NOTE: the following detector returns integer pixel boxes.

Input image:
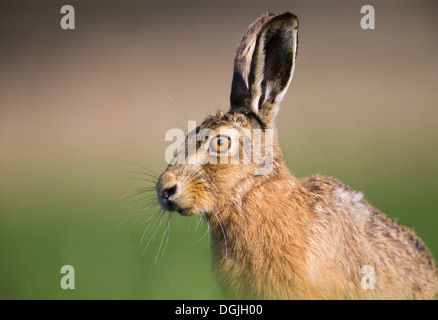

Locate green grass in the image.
[0,175,223,299]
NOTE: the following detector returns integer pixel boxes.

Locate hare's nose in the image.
[162,184,177,200]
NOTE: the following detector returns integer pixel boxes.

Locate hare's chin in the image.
[175,208,193,216]
[169,206,195,216]
[158,199,193,216]
[174,205,201,216]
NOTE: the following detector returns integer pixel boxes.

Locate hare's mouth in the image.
[157,195,192,216]
[164,203,192,216]
[158,196,177,211]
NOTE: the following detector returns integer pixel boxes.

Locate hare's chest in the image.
[209,229,300,299]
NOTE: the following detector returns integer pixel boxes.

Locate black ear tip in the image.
[274,11,299,29]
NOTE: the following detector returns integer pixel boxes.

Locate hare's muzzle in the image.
[156,172,187,214]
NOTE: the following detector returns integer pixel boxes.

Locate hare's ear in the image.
[230,12,298,127]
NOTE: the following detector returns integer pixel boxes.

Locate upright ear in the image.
[230,12,299,128]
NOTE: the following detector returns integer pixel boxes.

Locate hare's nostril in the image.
[162,184,177,200]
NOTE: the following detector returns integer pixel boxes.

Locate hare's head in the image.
[156,12,298,216]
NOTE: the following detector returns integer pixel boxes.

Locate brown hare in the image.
[155,12,438,299]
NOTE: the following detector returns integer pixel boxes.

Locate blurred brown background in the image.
[0,0,437,299]
[2,0,437,168]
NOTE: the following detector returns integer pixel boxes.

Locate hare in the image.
[155,12,438,299]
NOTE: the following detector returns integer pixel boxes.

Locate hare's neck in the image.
[209,165,303,256]
[208,165,307,298]
[210,162,296,224]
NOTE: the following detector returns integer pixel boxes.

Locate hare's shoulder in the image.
[299,175,373,222]
[300,175,365,204]
[300,175,436,267]
[300,175,399,228]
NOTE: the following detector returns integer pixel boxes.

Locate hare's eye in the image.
[211,135,231,153]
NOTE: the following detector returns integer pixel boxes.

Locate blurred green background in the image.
[1,0,437,299]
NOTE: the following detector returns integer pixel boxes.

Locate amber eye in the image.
[210,135,231,153]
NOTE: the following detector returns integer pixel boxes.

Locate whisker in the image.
[121,161,160,179]
[128,195,159,206]
[130,215,142,228]
[194,215,203,231]
[142,211,166,256]
[191,213,210,246]
[120,177,158,184]
[119,187,156,200]
[123,195,158,209]
[160,213,176,263]
[118,197,157,213]
[230,201,253,222]
[212,209,228,260]
[116,171,159,180]
[136,201,159,212]
[163,115,188,134]
[141,210,161,224]
[140,208,164,244]
[116,201,154,228]
[154,212,173,264]
[116,215,132,229]
[166,94,190,123]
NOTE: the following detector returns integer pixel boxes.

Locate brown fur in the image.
[156,12,438,299]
